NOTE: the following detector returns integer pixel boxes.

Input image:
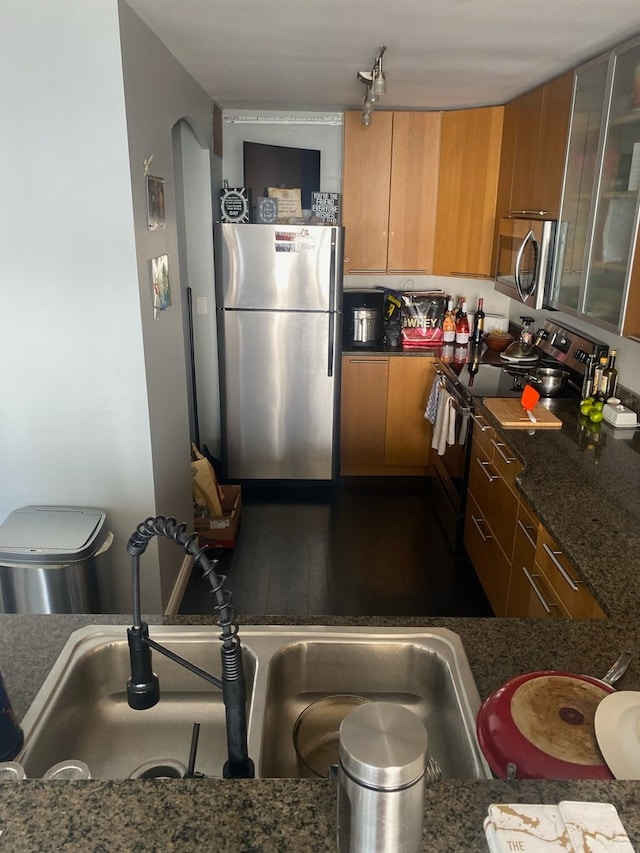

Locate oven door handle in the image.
[435,370,472,417]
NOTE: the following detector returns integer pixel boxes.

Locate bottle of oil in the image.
[593,356,609,402]
[603,350,618,399]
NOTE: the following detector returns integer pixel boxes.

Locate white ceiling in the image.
[125,0,640,111]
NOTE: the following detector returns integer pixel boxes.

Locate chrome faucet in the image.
[125,515,254,779]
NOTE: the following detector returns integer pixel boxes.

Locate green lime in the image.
[589,409,604,423]
[581,396,595,406]
[592,401,605,411]
[580,403,594,416]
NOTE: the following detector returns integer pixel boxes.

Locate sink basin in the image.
[18,625,491,780]
[18,626,258,780]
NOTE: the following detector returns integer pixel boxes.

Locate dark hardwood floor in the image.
[179,477,493,617]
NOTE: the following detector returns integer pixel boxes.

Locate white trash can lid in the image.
[0,505,108,564]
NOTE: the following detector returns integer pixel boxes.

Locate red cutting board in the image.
[483,397,563,429]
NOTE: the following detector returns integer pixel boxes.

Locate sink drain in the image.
[128,759,187,779]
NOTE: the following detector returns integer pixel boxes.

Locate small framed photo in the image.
[147,175,166,230]
[151,254,172,318]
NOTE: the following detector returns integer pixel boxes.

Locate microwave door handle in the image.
[514,230,538,303]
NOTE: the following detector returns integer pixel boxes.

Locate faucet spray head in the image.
[126,624,160,710]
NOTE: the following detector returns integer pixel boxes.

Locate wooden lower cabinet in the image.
[464,491,512,617]
[340,355,435,475]
[465,424,605,620]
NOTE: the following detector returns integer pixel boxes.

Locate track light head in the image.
[357,46,387,126]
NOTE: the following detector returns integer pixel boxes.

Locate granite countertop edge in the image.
[1,613,640,851]
[476,397,640,619]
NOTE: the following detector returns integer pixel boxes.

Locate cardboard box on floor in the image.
[191,445,241,547]
[194,484,241,547]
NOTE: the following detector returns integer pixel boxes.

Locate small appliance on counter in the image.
[342,290,384,349]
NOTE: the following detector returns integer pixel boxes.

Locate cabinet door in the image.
[535,526,605,618]
[583,42,640,330]
[433,106,504,277]
[553,59,608,313]
[508,73,573,218]
[508,85,545,215]
[534,72,574,217]
[340,355,388,471]
[464,491,511,617]
[385,357,434,467]
[387,112,441,273]
[505,498,540,617]
[342,111,393,273]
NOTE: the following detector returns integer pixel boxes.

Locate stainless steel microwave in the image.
[494,217,557,310]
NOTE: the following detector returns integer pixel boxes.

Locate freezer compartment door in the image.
[219,310,339,480]
[214,223,343,311]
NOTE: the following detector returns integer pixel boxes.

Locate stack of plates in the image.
[594,691,640,779]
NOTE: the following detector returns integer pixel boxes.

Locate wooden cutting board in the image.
[483,397,563,429]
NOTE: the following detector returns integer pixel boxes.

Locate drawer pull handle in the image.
[522,566,556,614]
[476,458,499,482]
[470,412,491,432]
[492,440,516,464]
[542,542,580,591]
[516,519,537,549]
[471,514,492,542]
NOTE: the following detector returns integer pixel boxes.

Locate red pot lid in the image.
[477,671,615,780]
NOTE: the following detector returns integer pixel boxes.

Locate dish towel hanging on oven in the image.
[424,378,441,424]
[431,389,457,455]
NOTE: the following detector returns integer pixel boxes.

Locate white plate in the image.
[594,691,640,779]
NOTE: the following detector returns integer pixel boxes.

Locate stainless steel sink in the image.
[18,625,491,780]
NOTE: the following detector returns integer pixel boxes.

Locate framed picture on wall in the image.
[146,174,166,230]
[151,254,172,318]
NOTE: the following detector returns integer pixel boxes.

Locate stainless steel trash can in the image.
[0,506,112,614]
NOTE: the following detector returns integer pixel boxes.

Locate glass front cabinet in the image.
[552,36,640,340]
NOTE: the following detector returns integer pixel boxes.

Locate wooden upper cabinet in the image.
[501,71,573,218]
[342,111,393,273]
[387,112,441,273]
[342,111,441,274]
[433,106,504,278]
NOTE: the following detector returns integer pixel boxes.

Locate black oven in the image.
[430,319,607,554]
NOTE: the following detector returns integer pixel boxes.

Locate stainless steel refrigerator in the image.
[214,223,344,481]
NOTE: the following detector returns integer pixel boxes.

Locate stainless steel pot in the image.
[352,307,380,345]
[525,367,571,397]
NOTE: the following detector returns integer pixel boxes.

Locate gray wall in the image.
[1,0,216,613]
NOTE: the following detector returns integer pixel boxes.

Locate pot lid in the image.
[476,671,614,780]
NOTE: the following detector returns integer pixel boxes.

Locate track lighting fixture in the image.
[357,46,387,125]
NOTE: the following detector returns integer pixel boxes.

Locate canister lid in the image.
[338,701,428,789]
[0,506,107,564]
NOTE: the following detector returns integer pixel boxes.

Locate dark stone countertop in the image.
[1,613,640,851]
[476,397,640,619]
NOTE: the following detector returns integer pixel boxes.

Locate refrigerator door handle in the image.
[327,227,338,377]
[327,313,335,378]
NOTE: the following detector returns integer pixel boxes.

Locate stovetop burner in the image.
[435,319,609,403]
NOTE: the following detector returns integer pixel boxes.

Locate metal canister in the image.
[337,702,428,853]
[0,671,24,762]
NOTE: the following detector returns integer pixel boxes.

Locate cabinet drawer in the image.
[535,526,605,618]
[521,561,570,619]
[505,498,540,617]
[468,438,518,561]
[470,412,496,461]
[489,435,522,491]
[464,491,510,617]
